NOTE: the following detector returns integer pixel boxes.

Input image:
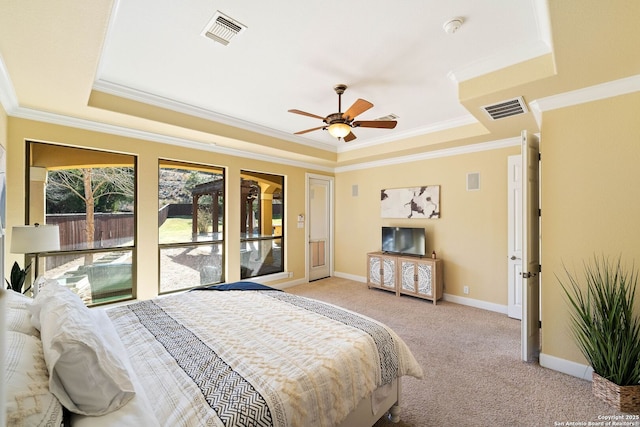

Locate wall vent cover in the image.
[202,11,247,46]
[481,96,528,120]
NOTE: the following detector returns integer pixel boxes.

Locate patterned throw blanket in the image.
[107,290,423,427]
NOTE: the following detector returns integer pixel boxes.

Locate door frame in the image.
[305,173,334,282]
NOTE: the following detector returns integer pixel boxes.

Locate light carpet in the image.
[287,277,628,427]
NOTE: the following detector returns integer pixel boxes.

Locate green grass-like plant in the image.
[558,256,640,386]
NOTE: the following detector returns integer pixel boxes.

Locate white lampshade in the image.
[10,224,61,254]
[328,122,351,139]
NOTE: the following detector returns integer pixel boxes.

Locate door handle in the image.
[510,255,520,260]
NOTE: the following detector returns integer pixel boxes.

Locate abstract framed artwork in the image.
[381,186,440,219]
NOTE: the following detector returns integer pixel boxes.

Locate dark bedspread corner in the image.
[191,281,282,292]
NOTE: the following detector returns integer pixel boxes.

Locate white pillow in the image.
[30,282,136,415]
[32,276,59,297]
[5,331,64,426]
[7,305,39,336]
[6,291,39,336]
[5,288,32,310]
[72,309,161,427]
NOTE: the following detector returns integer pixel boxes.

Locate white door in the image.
[308,175,333,281]
[521,131,540,362]
[507,155,523,319]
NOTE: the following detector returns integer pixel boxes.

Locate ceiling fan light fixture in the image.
[328,122,351,139]
[289,85,395,142]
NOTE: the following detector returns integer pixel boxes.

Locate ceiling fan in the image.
[288,84,397,142]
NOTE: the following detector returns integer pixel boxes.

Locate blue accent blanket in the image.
[191,281,282,292]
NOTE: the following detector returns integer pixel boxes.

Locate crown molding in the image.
[533,0,553,53]
[337,114,479,154]
[335,136,521,173]
[0,55,18,114]
[92,79,338,153]
[9,99,519,175]
[10,106,334,173]
[449,40,552,84]
[93,80,485,156]
[448,0,553,84]
[7,51,638,176]
[0,55,333,171]
[529,73,640,126]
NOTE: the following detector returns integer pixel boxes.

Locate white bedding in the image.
[81,289,423,427]
[71,310,159,427]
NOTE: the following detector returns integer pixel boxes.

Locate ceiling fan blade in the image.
[352,120,397,129]
[344,131,357,142]
[294,125,325,135]
[288,109,325,120]
[343,99,373,120]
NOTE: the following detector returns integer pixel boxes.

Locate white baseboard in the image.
[540,353,593,381]
[271,278,307,290]
[332,274,508,314]
[251,271,291,283]
[333,271,366,283]
[442,293,508,315]
[273,272,365,290]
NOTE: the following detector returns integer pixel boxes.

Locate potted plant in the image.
[5,261,31,294]
[558,255,640,412]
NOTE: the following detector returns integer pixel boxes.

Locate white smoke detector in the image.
[443,18,464,34]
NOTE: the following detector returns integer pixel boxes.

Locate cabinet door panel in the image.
[417,263,433,296]
[382,258,395,289]
[369,256,382,286]
[400,261,416,292]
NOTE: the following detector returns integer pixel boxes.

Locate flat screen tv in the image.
[381,226,426,257]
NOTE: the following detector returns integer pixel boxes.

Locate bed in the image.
[4,281,423,427]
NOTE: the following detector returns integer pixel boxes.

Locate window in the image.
[28,142,136,306]
[159,160,225,292]
[240,171,284,279]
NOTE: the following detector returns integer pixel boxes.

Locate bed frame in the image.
[337,378,401,427]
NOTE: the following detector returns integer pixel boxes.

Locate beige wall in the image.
[335,144,520,306]
[334,89,640,369]
[5,117,320,299]
[5,87,640,372]
[541,91,640,364]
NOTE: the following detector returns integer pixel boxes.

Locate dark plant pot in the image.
[593,372,640,413]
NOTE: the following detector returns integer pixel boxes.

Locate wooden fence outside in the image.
[46,213,134,269]
[45,205,198,270]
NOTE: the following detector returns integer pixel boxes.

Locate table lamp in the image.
[10,223,61,281]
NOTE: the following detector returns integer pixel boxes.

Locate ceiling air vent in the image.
[376,113,399,121]
[482,96,528,120]
[202,11,246,46]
